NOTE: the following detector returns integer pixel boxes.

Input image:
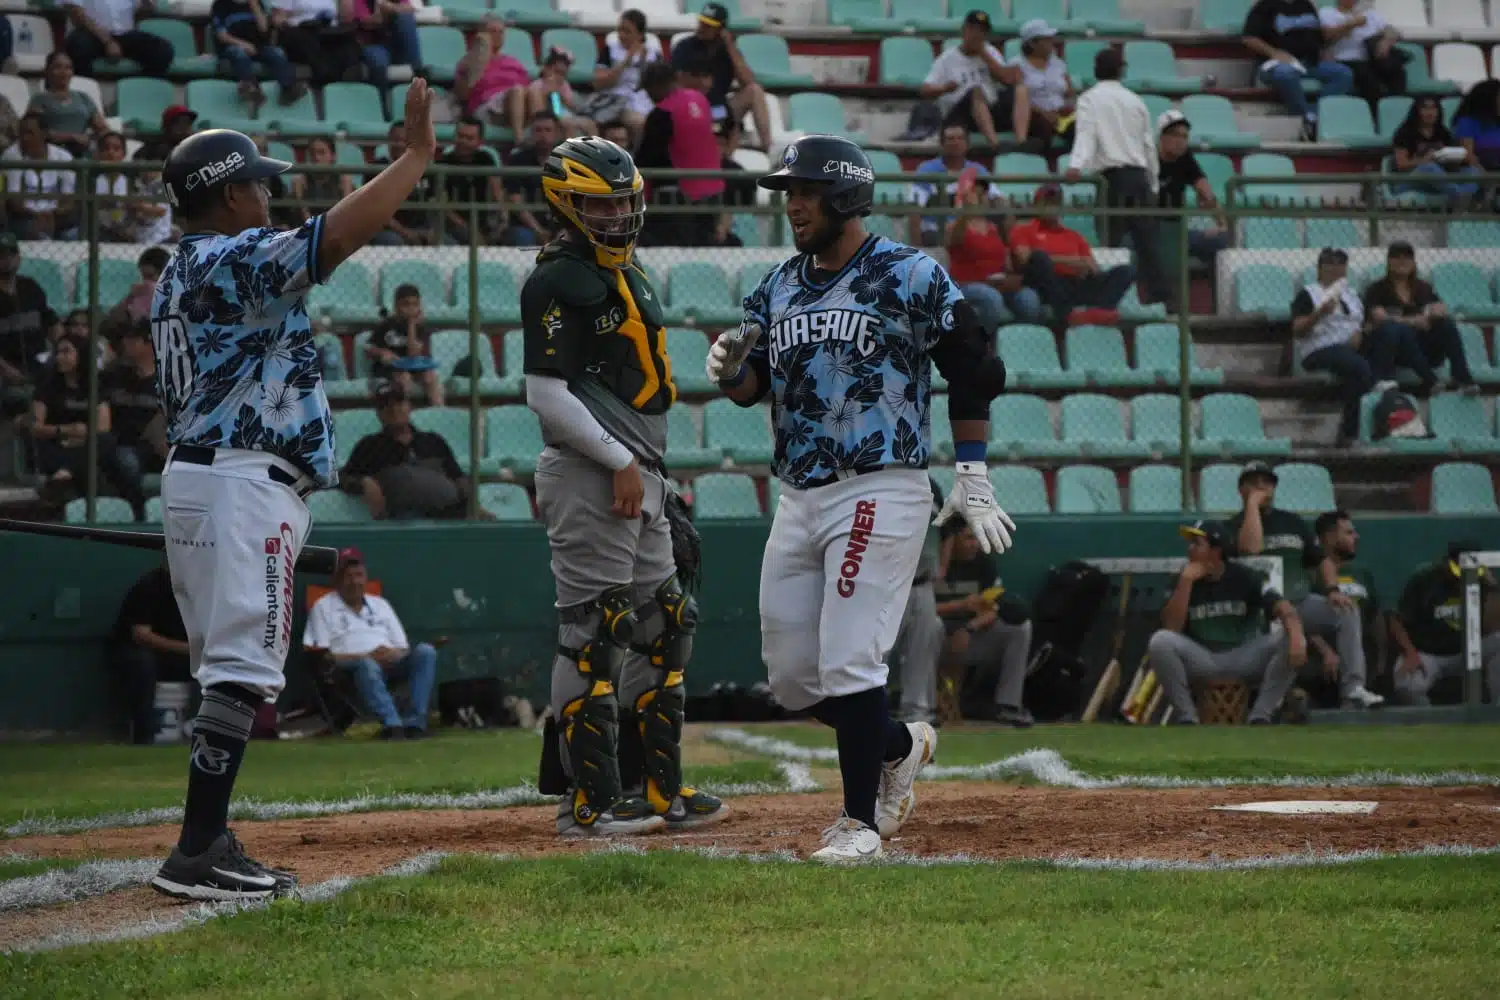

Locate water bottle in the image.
[549,92,564,118]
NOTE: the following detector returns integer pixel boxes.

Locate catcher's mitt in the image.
[665,486,702,592]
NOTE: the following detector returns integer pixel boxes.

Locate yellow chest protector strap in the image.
[613,267,676,409]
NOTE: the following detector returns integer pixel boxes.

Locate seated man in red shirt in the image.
[1005,184,1135,326]
[943,168,1041,333]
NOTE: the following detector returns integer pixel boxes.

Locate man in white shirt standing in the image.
[62,0,175,78]
[303,548,438,740]
[918,10,1021,149]
[1064,47,1172,310]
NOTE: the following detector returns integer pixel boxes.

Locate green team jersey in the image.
[1333,562,1380,636]
[935,551,998,625]
[1226,506,1322,603]
[1182,561,1284,652]
[1398,561,1495,656]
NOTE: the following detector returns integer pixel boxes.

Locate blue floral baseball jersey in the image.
[741,235,964,489]
[150,217,337,487]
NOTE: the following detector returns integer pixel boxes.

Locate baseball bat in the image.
[0,518,341,575]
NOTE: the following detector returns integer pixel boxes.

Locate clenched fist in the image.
[707,322,763,383]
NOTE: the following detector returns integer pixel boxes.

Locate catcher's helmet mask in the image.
[542,137,645,269]
[163,129,292,217]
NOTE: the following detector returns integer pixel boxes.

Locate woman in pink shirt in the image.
[453,15,531,137]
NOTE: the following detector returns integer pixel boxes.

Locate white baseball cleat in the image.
[875,721,937,839]
[810,816,883,864]
[1343,686,1385,709]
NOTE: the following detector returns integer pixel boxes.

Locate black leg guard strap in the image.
[552,584,638,825]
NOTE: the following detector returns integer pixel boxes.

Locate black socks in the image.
[810,688,908,829]
[179,683,258,856]
[884,716,913,763]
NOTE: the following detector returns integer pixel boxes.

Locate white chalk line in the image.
[0,859,160,913]
[706,728,1500,790]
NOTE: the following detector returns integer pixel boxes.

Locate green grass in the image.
[752,722,1500,779]
[4,852,1499,998]
[0,731,784,829]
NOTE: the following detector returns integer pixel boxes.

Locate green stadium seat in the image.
[960,0,1017,31]
[267,140,296,164]
[1138,93,1173,127]
[1133,323,1225,385]
[1428,392,1498,454]
[1065,326,1151,387]
[1012,0,1065,24]
[495,333,526,395]
[478,482,534,520]
[1457,324,1500,384]
[1129,393,1191,457]
[1128,464,1185,512]
[1063,40,1107,88]
[350,331,375,380]
[1199,0,1251,31]
[731,214,766,247]
[1180,94,1258,149]
[495,0,572,28]
[73,258,138,309]
[1237,153,1305,204]
[1234,263,1294,319]
[879,36,935,87]
[380,261,463,323]
[1430,462,1498,514]
[262,81,321,135]
[307,490,373,522]
[441,0,492,24]
[929,464,956,497]
[1197,463,1242,513]
[1115,285,1168,323]
[788,93,865,143]
[1398,43,1456,96]
[1194,152,1236,203]
[1066,0,1145,34]
[1123,41,1196,95]
[735,34,813,86]
[667,329,714,393]
[1317,96,1383,149]
[1061,394,1146,459]
[1199,392,1293,456]
[498,24,540,74]
[1242,218,1300,250]
[430,330,503,395]
[1431,262,1500,321]
[1442,97,1460,124]
[417,26,468,84]
[703,398,773,465]
[1055,465,1122,514]
[141,18,217,76]
[333,410,381,465]
[318,337,364,400]
[1271,462,1334,514]
[144,496,163,523]
[1305,217,1364,249]
[541,29,600,85]
[1376,96,1413,139]
[998,324,1085,389]
[452,261,522,324]
[415,410,476,471]
[666,405,722,468]
[1448,222,1500,248]
[989,153,1050,205]
[308,261,381,325]
[693,473,762,518]
[988,394,1065,458]
[186,79,258,133]
[64,497,137,523]
[990,464,1051,514]
[18,257,65,306]
[324,82,388,139]
[829,0,887,28]
[929,394,955,460]
[117,77,174,134]
[483,405,544,475]
[666,262,739,325]
[888,0,961,31]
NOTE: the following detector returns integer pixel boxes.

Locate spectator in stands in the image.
[372,120,437,245]
[111,559,191,744]
[4,113,78,240]
[919,9,1020,150]
[1363,241,1478,397]
[256,135,304,231]
[61,0,174,78]
[1312,509,1383,704]
[0,233,53,401]
[908,123,1000,248]
[935,520,1034,727]
[1391,96,1482,203]
[1452,80,1500,190]
[132,105,197,165]
[1007,183,1133,326]
[212,0,302,107]
[945,167,1034,332]
[1155,110,1229,267]
[588,8,664,140]
[638,60,724,248]
[1318,0,1403,112]
[347,0,424,98]
[453,15,531,140]
[303,548,438,739]
[503,111,562,245]
[527,47,594,137]
[712,117,757,247]
[366,282,444,406]
[1390,541,1500,706]
[1010,20,1074,151]
[271,0,364,87]
[106,319,166,481]
[0,89,19,154]
[341,383,470,519]
[670,2,773,151]
[291,137,355,221]
[101,246,167,342]
[1242,0,1353,141]
[28,52,108,159]
[601,121,634,150]
[437,118,521,245]
[29,333,147,519]
[1291,247,1370,445]
[92,130,136,243]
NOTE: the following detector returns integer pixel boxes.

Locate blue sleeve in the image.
[903,252,965,352]
[741,262,775,333]
[1452,117,1478,141]
[229,216,326,293]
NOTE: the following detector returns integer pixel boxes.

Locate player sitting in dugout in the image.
[1389,542,1500,706]
[1307,509,1385,705]
[934,520,1034,727]
[1147,519,1307,725]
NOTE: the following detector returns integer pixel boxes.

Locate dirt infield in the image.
[4,781,1500,952]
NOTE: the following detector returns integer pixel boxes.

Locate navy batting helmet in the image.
[163,129,292,212]
[757,134,875,220]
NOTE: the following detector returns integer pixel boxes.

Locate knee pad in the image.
[646,575,697,673]
[559,583,639,683]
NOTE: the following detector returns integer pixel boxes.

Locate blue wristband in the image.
[954,440,986,463]
[718,365,749,389]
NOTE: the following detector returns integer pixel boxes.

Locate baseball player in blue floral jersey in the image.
[148,82,439,902]
[708,134,1015,863]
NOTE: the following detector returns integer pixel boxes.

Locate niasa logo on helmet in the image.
[822,160,874,183]
[185,151,247,191]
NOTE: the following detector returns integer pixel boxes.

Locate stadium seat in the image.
[1428,392,1499,454]
[17,258,64,306]
[185,79,258,133]
[414,409,476,471]
[0,75,26,121]
[1180,95,1259,150]
[8,14,52,73]
[667,329,714,393]
[665,404,721,467]
[262,81,321,135]
[1242,217,1300,250]
[452,261,522,325]
[1199,392,1293,456]
[1194,152,1236,203]
[483,405,545,475]
[1271,462,1335,514]
[1430,462,1499,514]
[1432,43,1489,91]
[1128,464,1185,512]
[1431,262,1500,320]
[1317,96,1383,149]
[990,464,1051,514]
[441,0,493,25]
[497,0,573,27]
[324,82,388,139]
[307,490,373,522]
[1237,153,1305,205]
[1197,0,1250,32]
[829,0,888,28]
[1398,43,1457,95]
[307,261,381,324]
[929,394,955,460]
[989,153,1051,204]
[1448,222,1500,249]
[960,0,1017,31]
[1138,94,1173,128]
[317,336,364,400]
[478,483,534,520]
[1012,0,1065,25]
[496,333,526,395]
[787,92,864,143]
[381,261,461,322]
[887,0,961,32]
[116,77,174,134]
[1116,285,1168,323]
[498,27,540,75]
[693,473,762,518]
[735,33,814,86]
[703,398,773,464]
[1065,0,1145,34]
[430,330,502,395]
[879,36,935,87]
[666,263,739,325]
[1129,393,1190,456]
[1442,95,1461,123]
[144,496,163,523]
[1457,324,1500,384]
[1305,217,1365,249]
[1055,465,1122,514]
[624,0,695,31]
[1233,263,1294,319]
[64,497,136,524]
[997,324,1086,389]
[1061,394,1145,459]
[73,258,137,309]
[1063,40,1107,88]
[417,26,468,84]
[138,18,217,75]
[1122,41,1196,95]
[1376,96,1412,139]
[349,331,375,380]
[333,409,382,464]
[1065,326,1152,387]
[1434,0,1490,34]
[1133,323,1225,385]
[1197,463,1241,514]
[988,394,1065,458]
[542,28,604,82]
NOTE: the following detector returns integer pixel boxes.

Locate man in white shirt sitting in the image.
[303,548,438,740]
[1290,246,1379,448]
[3,114,78,240]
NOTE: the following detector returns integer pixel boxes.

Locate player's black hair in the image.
[1314,508,1351,537]
[620,8,647,33]
[529,110,561,126]
[642,61,677,91]
[138,246,171,273]
[393,282,422,302]
[1094,47,1124,82]
[456,115,485,133]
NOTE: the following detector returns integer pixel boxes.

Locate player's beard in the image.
[793,214,845,257]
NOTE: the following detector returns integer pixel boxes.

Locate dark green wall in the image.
[3,514,1496,734]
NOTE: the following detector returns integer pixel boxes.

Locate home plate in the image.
[1212,801,1379,816]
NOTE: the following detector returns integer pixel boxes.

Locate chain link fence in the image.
[4,161,1498,524]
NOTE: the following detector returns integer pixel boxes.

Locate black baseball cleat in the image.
[150,830,294,902]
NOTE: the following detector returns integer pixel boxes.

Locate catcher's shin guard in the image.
[635,576,695,813]
[553,585,637,825]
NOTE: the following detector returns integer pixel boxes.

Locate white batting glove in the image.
[706,322,763,383]
[935,462,1016,555]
